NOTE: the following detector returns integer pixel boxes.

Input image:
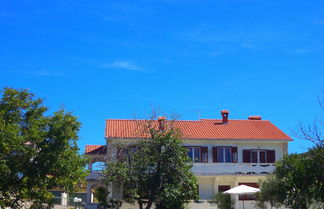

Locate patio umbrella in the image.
[224,185,260,209]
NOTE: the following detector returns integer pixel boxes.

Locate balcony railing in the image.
[191,163,275,175]
[86,170,103,180]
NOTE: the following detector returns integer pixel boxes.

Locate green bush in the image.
[209,193,235,209]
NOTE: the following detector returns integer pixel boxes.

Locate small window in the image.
[218,185,230,193]
[187,147,201,162]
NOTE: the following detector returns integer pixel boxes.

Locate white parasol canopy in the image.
[224,185,260,195]
[223,185,260,209]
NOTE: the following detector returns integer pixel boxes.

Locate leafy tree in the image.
[257,93,324,209]
[209,193,235,209]
[99,120,198,209]
[0,87,87,208]
[256,147,324,209]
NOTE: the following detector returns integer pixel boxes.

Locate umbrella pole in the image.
[243,199,245,209]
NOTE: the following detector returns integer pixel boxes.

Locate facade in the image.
[84,110,291,209]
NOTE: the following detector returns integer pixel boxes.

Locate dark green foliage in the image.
[0,88,87,208]
[209,193,235,209]
[256,147,324,209]
[100,125,198,209]
[95,187,122,209]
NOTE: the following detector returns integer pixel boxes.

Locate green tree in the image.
[256,147,324,209]
[0,87,87,208]
[99,120,198,209]
[209,193,235,209]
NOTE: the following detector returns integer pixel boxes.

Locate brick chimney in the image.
[158,116,166,131]
[248,115,262,120]
[221,110,229,123]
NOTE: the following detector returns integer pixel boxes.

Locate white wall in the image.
[196,177,214,200]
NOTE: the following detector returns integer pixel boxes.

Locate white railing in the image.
[191,163,275,175]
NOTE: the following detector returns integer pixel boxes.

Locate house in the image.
[84,110,291,209]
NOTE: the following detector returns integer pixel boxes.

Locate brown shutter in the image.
[212,147,218,163]
[232,147,238,163]
[243,150,251,163]
[267,150,275,163]
[201,147,208,163]
[117,147,122,161]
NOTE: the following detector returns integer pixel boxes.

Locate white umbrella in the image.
[224,185,260,209]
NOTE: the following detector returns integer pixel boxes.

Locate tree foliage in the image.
[257,93,324,209]
[256,147,324,209]
[99,120,198,209]
[209,193,235,209]
[0,87,87,208]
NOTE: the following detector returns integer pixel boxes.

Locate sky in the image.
[0,0,323,154]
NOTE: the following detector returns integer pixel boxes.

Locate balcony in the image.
[86,170,103,180]
[191,163,275,176]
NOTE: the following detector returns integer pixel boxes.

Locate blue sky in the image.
[1,0,323,154]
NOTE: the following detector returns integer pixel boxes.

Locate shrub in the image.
[209,193,235,209]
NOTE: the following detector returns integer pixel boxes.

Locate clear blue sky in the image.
[1,0,323,154]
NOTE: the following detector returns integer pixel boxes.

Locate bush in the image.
[209,193,235,209]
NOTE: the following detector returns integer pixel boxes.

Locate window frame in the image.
[187,147,201,163]
[250,149,267,163]
[217,147,232,163]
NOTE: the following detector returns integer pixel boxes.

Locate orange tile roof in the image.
[85,145,106,154]
[105,119,292,141]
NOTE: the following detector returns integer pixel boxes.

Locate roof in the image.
[105,119,292,141]
[85,145,107,155]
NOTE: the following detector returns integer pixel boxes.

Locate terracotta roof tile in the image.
[105,119,292,141]
[85,145,106,154]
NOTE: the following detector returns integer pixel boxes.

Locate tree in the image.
[209,193,235,209]
[257,92,324,209]
[256,147,324,209]
[294,91,324,148]
[0,87,87,208]
[99,118,198,209]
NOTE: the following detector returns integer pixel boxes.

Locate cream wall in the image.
[196,175,267,209]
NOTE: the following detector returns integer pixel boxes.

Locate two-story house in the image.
[84,110,291,209]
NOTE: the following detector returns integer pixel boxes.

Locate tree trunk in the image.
[138,200,143,209]
[145,200,153,209]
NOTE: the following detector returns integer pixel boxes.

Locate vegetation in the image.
[95,187,122,209]
[256,147,324,209]
[99,118,198,209]
[256,94,324,209]
[0,88,87,208]
[209,193,235,209]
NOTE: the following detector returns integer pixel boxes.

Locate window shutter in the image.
[212,147,218,163]
[232,147,238,163]
[116,147,123,161]
[267,150,275,163]
[201,147,208,163]
[243,150,251,163]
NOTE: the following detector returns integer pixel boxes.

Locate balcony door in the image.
[187,147,201,163]
[218,147,232,163]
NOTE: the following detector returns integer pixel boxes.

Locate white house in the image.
[84,110,291,209]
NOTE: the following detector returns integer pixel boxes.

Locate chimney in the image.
[158,116,166,131]
[221,110,229,123]
[248,115,262,120]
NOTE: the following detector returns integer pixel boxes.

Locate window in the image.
[243,149,275,163]
[251,150,267,163]
[218,147,231,163]
[218,185,230,193]
[187,147,201,162]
